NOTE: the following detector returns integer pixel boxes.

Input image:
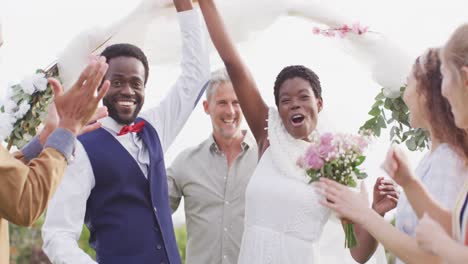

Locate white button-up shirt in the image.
[41,9,210,264]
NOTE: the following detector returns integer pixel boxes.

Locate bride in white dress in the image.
[197,0,396,263]
[239,106,331,263]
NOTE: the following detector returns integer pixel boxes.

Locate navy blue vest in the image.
[78,118,181,264]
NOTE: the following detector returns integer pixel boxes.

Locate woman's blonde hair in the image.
[442,24,468,72]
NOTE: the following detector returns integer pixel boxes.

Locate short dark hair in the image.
[100,43,149,84]
[273,65,322,106]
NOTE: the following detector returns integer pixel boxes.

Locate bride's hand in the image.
[371,177,399,216]
[317,178,370,224]
[382,146,416,188]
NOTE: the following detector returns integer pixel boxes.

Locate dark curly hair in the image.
[100,43,149,84]
[414,48,468,163]
[273,65,322,106]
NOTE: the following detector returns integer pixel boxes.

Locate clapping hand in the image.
[49,56,110,136]
[40,103,108,145]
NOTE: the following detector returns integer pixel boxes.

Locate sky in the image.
[0,0,467,225]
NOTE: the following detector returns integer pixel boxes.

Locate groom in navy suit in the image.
[41,1,210,263]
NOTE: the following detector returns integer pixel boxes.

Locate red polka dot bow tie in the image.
[118,121,145,136]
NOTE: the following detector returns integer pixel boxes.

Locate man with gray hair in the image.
[167,68,258,264]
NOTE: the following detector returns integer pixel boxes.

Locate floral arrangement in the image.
[312,22,369,38]
[359,87,429,151]
[312,23,429,151]
[0,64,59,150]
[297,131,372,248]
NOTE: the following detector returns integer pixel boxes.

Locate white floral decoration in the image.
[0,68,56,150]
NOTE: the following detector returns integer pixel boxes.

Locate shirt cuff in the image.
[44,128,76,163]
[177,7,200,29]
[21,136,43,162]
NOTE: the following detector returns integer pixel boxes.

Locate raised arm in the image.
[198,0,269,147]
[140,0,210,152]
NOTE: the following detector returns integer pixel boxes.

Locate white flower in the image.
[20,73,47,95]
[34,73,48,92]
[20,77,36,95]
[3,99,17,114]
[15,101,30,119]
[23,133,33,142]
[0,113,14,142]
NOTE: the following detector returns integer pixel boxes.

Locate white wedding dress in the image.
[238,108,387,264]
[238,108,331,264]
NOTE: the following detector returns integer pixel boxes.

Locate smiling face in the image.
[203,82,243,139]
[277,77,322,141]
[102,56,146,125]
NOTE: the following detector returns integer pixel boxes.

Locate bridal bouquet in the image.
[297,131,372,248]
[0,65,59,150]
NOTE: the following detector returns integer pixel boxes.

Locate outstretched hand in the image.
[316,178,370,224]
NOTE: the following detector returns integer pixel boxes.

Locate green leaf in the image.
[373,127,381,137]
[372,100,384,108]
[354,156,366,166]
[406,138,417,151]
[377,116,387,128]
[417,135,426,147]
[368,107,381,117]
[375,91,386,101]
[390,126,397,139]
[363,117,377,127]
[357,172,368,180]
[384,98,393,110]
[348,178,357,188]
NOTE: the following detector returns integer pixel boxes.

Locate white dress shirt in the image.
[41,9,210,264]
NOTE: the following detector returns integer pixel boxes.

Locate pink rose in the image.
[320,133,334,146]
[318,133,336,158]
[305,146,324,170]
